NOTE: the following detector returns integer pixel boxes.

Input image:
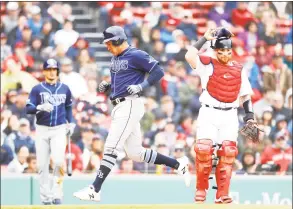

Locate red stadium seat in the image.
[195,2,216,10]
[194,18,207,27]
[276,19,292,27]
[278,27,291,35]
[131,7,150,18]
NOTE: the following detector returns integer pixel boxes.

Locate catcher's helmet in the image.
[102,26,127,46]
[43,58,60,75]
[212,38,232,49]
[211,27,234,49]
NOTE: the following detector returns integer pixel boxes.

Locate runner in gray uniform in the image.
[26,59,75,205]
[73,26,191,202]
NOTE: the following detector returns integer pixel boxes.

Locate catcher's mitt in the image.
[240,120,264,143]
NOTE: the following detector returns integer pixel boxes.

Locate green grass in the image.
[2,204,292,209]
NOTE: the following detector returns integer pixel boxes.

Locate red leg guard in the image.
[194,139,214,202]
[215,140,238,204]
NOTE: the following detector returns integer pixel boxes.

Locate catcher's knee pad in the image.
[217,140,238,164]
[194,139,214,191]
[194,139,214,161]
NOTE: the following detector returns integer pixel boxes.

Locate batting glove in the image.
[37,103,54,113]
[99,81,111,93]
[66,123,76,136]
[127,84,143,95]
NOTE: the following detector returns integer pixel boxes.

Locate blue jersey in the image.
[26,82,73,127]
[109,47,159,99]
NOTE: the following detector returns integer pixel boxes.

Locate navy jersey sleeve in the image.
[133,50,159,73]
[26,86,38,107]
[65,86,73,107]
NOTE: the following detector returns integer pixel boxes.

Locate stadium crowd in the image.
[1,2,292,175]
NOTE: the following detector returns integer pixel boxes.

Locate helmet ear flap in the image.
[112,39,124,46]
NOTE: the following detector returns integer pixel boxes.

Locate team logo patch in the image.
[40,92,66,106]
[110,59,128,73]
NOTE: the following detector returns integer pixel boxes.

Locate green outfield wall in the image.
[1,175,292,205]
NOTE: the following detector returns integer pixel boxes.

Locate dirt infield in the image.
[2,204,292,209]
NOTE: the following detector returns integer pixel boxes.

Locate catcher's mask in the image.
[101,26,127,46]
[211,28,234,49]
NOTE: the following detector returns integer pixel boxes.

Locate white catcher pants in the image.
[35,124,67,202]
[105,96,146,161]
[196,105,239,145]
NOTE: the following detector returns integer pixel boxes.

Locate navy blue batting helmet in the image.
[102,26,127,46]
[43,58,60,74]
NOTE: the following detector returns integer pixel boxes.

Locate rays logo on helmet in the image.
[46,59,58,68]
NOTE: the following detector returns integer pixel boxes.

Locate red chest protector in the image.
[199,56,242,103]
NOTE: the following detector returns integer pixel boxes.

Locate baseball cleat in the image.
[73,185,101,202]
[215,196,233,204]
[176,156,191,187]
[194,189,208,203]
[52,199,62,205]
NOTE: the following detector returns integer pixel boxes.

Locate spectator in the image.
[76,128,95,170]
[177,10,197,42]
[284,88,292,109]
[1,33,12,63]
[154,121,177,152]
[5,118,35,154]
[2,2,19,34]
[59,57,88,99]
[7,145,29,173]
[8,89,35,128]
[7,15,28,46]
[231,2,257,27]
[238,21,259,53]
[259,22,283,46]
[1,134,14,165]
[208,2,231,27]
[271,93,292,122]
[12,41,34,72]
[254,40,272,68]
[47,2,64,32]
[28,5,43,36]
[118,157,141,174]
[19,26,33,48]
[28,35,45,71]
[261,130,292,174]
[263,55,292,96]
[151,41,167,66]
[76,49,97,79]
[61,4,74,23]
[283,43,292,71]
[54,19,79,52]
[160,19,176,45]
[1,57,39,94]
[23,154,37,173]
[41,20,54,47]
[270,114,289,140]
[2,114,19,136]
[85,153,101,173]
[66,37,94,62]
[238,149,258,174]
[144,2,162,28]
[160,95,180,125]
[261,106,274,137]
[65,140,83,173]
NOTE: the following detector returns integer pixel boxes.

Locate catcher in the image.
[185,28,262,204]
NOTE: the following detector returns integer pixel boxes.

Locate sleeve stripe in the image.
[148,62,158,73]
[26,102,36,107]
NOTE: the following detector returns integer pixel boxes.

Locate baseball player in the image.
[185,28,261,204]
[73,26,190,202]
[26,59,75,205]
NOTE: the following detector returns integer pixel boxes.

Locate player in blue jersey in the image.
[26,58,75,205]
[73,26,191,202]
